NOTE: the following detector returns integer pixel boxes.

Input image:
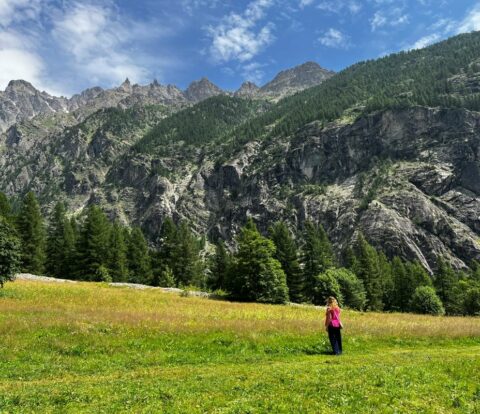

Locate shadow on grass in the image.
[302,345,333,356]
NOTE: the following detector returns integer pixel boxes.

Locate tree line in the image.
[1,192,479,316]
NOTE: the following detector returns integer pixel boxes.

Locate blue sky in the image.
[0,0,479,96]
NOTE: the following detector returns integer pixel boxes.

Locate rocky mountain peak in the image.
[118,78,133,93]
[185,77,224,102]
[5,79,40,95]
[234,81,260,98]
[0,79,69,132]
[260,61,334,96]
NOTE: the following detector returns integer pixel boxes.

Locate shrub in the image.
[409,286,445,316]
[95,265,112,283]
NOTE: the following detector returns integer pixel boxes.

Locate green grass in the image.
[0,281,479,413]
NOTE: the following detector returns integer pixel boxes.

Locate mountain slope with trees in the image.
[0,32,479,289]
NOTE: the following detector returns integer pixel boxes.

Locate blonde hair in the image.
[326,296,339,309]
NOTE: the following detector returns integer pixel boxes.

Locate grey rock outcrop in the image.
[260,61,334,97]
[234,81,260,98]
[0,80,68,132]
[184,78,224,102]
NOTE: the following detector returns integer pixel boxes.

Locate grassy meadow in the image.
[0,280,480,413]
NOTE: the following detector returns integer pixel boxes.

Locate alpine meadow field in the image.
[0,280,479,413]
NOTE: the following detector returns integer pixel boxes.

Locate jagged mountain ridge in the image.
[1,32,480,271]
[0,61,334,132]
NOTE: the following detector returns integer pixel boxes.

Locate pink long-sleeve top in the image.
[325,307,341,328]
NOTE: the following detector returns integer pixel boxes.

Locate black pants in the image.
[328,326,342,355]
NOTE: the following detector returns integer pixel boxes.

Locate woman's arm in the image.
[325,309,331,329]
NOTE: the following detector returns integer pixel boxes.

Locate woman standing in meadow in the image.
[325,296,343,355]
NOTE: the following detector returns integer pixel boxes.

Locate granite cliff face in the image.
[93,106,479,273]
[5,102,476,272]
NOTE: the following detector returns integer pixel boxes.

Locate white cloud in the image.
[181,0,222,14]
[318,28,350,49]
[0,0,181,95]
[299,0,361,14]
[406,33,441,50]
[52,2,152,86]
[0,48,44,89]
[0,4,57,93]
[405,5,478,53]
[457,4,480,33]
[241,61,267,84]
[299,0,315,7]
[207,0,276,63]
[0,0,42,27]
[371,8,408,31]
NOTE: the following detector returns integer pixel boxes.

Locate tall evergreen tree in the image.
[46,202,76,279]
[152,218,177,285]
[269,221,304,303]
[352,233,384,311]
[17,192,46,274]
[208,240,231,291]
[108,222,129,282]
[469,261,480,283]
[0,216,21,287]
[126,227,153,285]
[0,192,14,224]
[229,218,289,304]
[434,257,461,315]
[76,205,111,280]
[391,256,408,311]
[302,221,334,301]
[173,221,203,287]
[378,252,394,310]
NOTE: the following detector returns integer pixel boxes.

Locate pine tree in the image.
[173,221,203,287]
[0,192,13,223]
[268,221,304,303]
[126,227,153,285]
[208,240,231,291]
[302,221,334,301]
[378,252,394,310]
[152,218,177,285]
[62,218,76,278]
[391,256,408,311]
[157,265,176,288]
[434,257,460,315]
[0,216,21,287]
[108,222,129,282]
[406,260,432,287]
[352,233,384,311]
[76,205,111,280]
[229,218,289,304]
[46,202,76,279]
[17,192,46,274]
[469,261,480,283]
